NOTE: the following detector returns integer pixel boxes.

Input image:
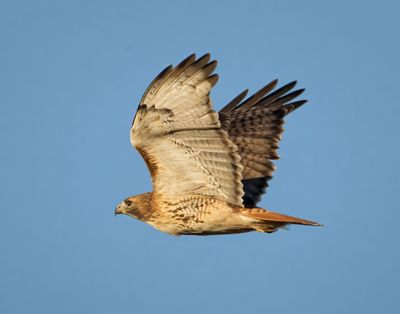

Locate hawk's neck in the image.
[131,192,154,220]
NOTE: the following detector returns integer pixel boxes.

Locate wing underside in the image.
[131,54,244,207]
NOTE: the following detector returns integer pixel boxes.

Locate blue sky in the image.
[1,0,399,313]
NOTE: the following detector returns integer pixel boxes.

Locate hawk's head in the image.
[115,193,152,221]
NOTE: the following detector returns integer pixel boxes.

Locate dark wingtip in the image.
[220,89,250,113]
[270,79,279,88]
[195,53,211,65]
[278,80,297,94]
[208,74,219,86]
[237,79,280,110]
[285,99,308,113]
[176,53,196,69]
[278,81,297,94]
[155,64,173,80]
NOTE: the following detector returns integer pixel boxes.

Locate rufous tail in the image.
[240,207,321,233]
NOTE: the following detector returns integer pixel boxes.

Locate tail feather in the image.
[239,207,321,233]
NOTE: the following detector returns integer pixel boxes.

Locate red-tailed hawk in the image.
[115,54,320,235]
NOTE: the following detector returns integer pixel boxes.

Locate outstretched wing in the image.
[131,54,244,207]
[219,80,306,207]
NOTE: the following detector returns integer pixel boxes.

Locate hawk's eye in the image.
[125,200,132,206]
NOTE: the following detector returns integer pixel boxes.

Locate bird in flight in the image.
[115,53,320,235]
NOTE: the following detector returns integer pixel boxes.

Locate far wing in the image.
[131,54,244,207]
[219,80,307,207]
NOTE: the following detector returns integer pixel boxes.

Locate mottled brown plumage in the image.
[115,53,320,236]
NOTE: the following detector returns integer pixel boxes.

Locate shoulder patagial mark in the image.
[136,146,159,179]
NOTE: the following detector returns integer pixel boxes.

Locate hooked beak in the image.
[115,205,122,216]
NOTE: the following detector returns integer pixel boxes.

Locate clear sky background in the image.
[1,0,399,313]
